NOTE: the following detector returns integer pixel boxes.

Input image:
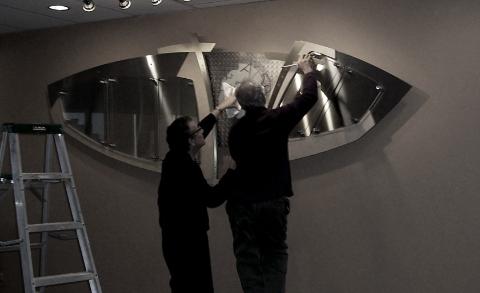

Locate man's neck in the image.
[189,148,200,162]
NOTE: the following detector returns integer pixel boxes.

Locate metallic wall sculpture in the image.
[270,41,411,159]
[48,40,411,177]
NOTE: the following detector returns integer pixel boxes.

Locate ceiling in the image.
[0,0,271,35]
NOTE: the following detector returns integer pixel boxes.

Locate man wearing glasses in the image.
[157,95,236,293]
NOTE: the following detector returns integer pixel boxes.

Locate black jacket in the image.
[158,114,232,232]
[228,72,318,202]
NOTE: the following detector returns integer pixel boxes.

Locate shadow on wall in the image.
[286,86,429,293]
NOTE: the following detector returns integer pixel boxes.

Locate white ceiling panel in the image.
[0,0,273,35]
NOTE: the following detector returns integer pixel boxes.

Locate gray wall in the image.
[1,0,480,292]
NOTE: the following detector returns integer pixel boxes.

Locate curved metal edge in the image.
[50,99,163,172]
[157,43,215,54]
[288,109,376,160]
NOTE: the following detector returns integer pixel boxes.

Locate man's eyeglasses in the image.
[189,127,203,137]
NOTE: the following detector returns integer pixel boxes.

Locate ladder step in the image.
[2,123,63,135]
[21,173,72,181]
[0,241,43,253]
[0,239,21,247]
[34,272,95,287]
[28,222,83,233]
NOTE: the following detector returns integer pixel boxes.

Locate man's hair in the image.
[235,79,266,110]
[166,116,193,152]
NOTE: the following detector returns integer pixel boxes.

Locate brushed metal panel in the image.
[269,41,411,158]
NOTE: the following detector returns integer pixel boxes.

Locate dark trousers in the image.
[226,197,290,293]
[161,229,214,293]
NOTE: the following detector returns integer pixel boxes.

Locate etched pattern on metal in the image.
[205,51,284,176]
[205,51,284,146]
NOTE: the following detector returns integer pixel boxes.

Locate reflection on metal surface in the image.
[269,41,411,159]
[48,40,411,174]
[48,53,199,172]
[276,54,382,138]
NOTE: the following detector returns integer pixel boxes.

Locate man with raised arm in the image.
[227,55,318,293]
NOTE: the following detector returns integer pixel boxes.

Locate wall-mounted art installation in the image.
[48,40,411,178]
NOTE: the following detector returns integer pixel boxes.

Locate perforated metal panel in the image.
[205,51,284,146]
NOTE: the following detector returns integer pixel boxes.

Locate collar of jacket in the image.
[244,106,267,116]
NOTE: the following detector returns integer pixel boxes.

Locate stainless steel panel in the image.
[48,53,199,171]
[269,41,411,159]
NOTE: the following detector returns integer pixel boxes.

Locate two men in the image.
[158,54,317,293]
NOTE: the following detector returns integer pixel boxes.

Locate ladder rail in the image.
[39,134,53,293]
[54,134,102,293]
[9,133,36,293]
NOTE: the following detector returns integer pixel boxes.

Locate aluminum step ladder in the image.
[0,123,102,293]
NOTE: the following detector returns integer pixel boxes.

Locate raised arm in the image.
[276,55,319,132]
[193,168,236,208]
[198,94,238,138]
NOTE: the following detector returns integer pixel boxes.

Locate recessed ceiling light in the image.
[184,0,191,2]
[152,0,163,5]
[119,0,132,10]
[48,5,69,11]
[83,0,96,12]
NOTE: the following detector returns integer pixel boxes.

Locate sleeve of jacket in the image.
[275,71,319,132]
[199,168,236,208]
[198,113,217,138]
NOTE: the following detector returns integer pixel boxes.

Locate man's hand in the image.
[297,54,314,74]
[217,94,237,111]
[211,94,238,118]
